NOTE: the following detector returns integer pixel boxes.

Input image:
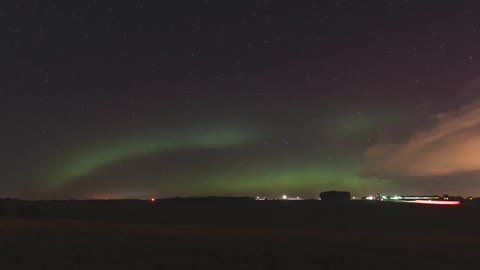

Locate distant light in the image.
[282,195,287,200]
[366,195,374,200]
[150,198,155,202]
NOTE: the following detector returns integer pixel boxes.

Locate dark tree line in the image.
[319,191,351,201]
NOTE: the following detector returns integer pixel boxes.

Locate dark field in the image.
[1,199,480,269]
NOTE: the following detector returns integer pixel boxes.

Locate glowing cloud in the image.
[366,101,480,177]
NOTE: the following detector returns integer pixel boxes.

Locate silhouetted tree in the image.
[319,191,351,201]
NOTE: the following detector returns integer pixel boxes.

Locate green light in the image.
[328,113,381,136]
[46,128,260,188]
[184,162,389,196]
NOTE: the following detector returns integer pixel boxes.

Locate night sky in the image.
[3,1,480,199]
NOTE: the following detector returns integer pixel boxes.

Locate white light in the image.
[282,195,287,200]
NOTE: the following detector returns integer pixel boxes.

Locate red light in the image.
[403,200,460,205]
[150,198,155,202]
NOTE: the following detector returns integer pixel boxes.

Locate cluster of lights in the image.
[255,195,304,200]
[282,195,303,200]
[365,195,403,200]
[363,194,461,206]
[148,195,466,205]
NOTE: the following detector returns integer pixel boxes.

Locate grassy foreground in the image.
[1,200,479,269]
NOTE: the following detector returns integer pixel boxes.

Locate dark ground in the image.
[1,199,479,269]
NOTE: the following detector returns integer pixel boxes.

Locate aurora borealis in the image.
[47,127,260,188]
[3,1,480,199]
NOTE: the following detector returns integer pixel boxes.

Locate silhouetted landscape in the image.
[2,198,480,269]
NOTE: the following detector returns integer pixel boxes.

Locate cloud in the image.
[463,77,480,97]
[366,101,480,177]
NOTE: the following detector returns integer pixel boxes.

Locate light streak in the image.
[402,200,460,205]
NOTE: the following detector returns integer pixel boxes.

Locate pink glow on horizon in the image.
[402,200,461,205]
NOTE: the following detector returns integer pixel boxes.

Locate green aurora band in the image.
[156,162,388,197]
[46,128,260,188]
[41,124,391,198]
[48,149,389,198]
